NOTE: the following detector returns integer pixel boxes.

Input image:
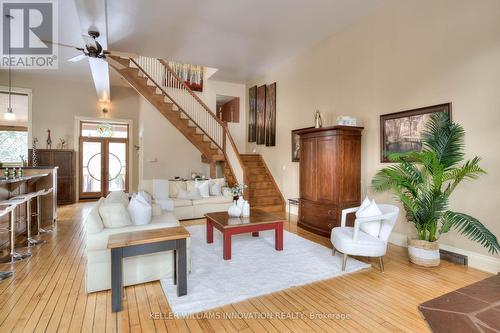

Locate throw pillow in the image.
[105,191,130,207]
[356,196,371,217]
[128,194,152,226]
[186,180,196,193]
[210,180,222,196]
[222,187,232,197]
[196,180,210,198]
[356,199,383,238]
[99,202,133,228]
[168,180,187,198]
[85,198,105,234]
[152,179,169,200]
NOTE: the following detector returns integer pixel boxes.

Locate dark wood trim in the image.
[0,125,28,132]
[79,136,129,199]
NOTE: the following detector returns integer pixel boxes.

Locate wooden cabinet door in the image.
[315,136,338,204]
[340,135,361,203]
[37,151,53,167]
[52,151,73,177]
[57,177,74,204]
[300,137,316,201]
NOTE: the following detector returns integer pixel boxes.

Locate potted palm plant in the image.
[372,113,499,266]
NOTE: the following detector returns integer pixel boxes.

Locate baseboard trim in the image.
[389,232,500,274]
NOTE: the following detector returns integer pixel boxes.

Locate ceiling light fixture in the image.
[3,14,16,121]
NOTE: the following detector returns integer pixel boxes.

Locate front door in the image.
[79,122,129,199]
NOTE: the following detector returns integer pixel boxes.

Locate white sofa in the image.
[84,197,190,293]
[141,178,234,220]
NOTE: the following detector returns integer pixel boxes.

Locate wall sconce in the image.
[100,101,110,115]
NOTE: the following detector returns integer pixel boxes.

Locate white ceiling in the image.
[1,0,384,89]
[107,0,384,82]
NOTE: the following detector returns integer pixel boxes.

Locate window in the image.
[0,128,28,163]
[0,92,29,165]
[81,121,128,138]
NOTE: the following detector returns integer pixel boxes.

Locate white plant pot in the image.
[407,238,440,267]
[228,201,241,217]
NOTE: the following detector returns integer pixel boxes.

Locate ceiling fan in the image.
[44,29,133,63]
[68,30,109,62]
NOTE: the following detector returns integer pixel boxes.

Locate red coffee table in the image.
[205,209,284,260]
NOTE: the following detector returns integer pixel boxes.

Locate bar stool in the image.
[0,198,32,263]
[0,205,15,281]
[11,191,44,247]
[36,188,55,234]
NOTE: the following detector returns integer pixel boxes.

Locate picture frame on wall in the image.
[380,103,452,162]
[256,85,266,145]
[248,86,257,142]
[265,83,277,146]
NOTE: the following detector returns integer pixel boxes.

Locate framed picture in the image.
[380,103,452,162]
[256,85,266,145]
[265,83,277,147]
[291,127,314,162]
[248,86,257,142]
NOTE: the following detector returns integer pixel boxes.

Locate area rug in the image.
[419,274,500,332]
[161,225,370,315]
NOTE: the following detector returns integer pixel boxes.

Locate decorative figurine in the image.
[46,129,52,149]
[314,109,324,128]
[59,138,67,150]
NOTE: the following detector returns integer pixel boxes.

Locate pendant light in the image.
[4,14,15,121]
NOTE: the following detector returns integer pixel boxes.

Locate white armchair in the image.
[331,204,399,272]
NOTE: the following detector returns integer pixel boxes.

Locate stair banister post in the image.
[223,127,227,153]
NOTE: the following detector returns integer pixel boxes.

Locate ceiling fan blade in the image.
[68,54,87,62]
[104,50,137,58]
[82,35,97,49]
[42,39,81,49]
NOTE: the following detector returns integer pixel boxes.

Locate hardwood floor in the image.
[0,202,491,333]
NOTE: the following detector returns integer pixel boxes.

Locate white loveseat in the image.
[141,178,234,220]
[84,197,190,293]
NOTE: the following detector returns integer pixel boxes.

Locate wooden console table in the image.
[107,226,190,312]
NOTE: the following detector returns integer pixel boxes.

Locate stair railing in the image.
[130,56,245,185]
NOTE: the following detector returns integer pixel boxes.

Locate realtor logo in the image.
[1,0,58,69]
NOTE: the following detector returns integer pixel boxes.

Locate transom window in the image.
[80,121,128,138]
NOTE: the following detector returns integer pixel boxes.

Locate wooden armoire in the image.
[297,126,363,237]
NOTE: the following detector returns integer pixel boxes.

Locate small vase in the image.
[237,196,245,211]
[242,201,250,217]
[228,200,242,217]
[407,238,440,267]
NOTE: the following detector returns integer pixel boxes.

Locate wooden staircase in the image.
[108,55,285,218]
[109,56,225,163]
[241,154,285,217]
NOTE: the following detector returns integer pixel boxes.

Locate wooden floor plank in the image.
[0,202,492,333]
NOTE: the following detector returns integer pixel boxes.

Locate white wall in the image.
[0,72,141,191]
[138,96,208,181]
[139,78,247,183]
[246,0,500,264]
[201,80,247,153]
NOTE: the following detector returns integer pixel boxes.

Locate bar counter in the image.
[0,167,58,250]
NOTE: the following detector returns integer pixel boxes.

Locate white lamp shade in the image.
[4,111,16,120]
